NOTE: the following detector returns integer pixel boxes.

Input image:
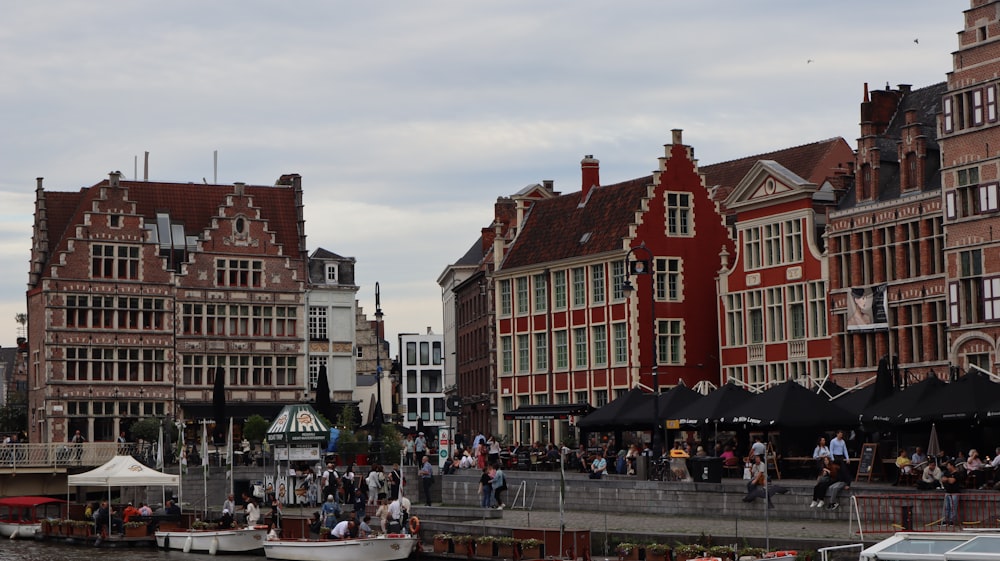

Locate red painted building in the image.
[717,138,854,390]
[492,130,734,446]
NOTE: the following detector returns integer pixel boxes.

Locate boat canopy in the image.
[860,531,1000,561]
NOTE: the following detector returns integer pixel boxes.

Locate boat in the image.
[859,530,1000,561]
[155,526,268,554]
[262,534,419,561]
[0,496,66,539]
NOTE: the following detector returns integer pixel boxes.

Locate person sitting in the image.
[742,455,777,508]
[824,458,853,510]
[459,450,475,469]
[219,508,234,529]
[810,457,838,508]
[813,436,832,475]
[965,449,983,488]
[894,448,913,485]
[916,457,943,490]
[358,515,373,538]
[266,523,280,541]
[589,450,607,479]
[122,502,139,523]
[911,446,927,465]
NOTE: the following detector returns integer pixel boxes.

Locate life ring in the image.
[408,516,420,534]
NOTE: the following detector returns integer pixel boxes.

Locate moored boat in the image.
[155,526,268,554]
[0,496,66,539]
[262,534,419,561]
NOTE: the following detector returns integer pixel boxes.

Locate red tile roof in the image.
[39,179,303,276]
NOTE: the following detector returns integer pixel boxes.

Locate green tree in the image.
[130,417,177,443]
[243,414,269,443]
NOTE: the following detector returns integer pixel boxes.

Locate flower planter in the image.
[433,537,453,553]
[61,522,74,536]
[459,539,477,558]
[497,543,517,559]
[74,524,92,537]
[646,549,671,561]
[477,539,495,557]
[521,545,542,559]
[124,525,146,538]
[617,548,640,561]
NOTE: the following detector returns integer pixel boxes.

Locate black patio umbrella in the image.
[576,387,653,430]
[907,371,1000,424]
[313,365,331,421]
[815,378,849,400]
[833,384,877,417]
[212,366,227,425]
[620,384,703,424]
[859,375,946,426]
[670,382,753,428]
[721,380,856,428]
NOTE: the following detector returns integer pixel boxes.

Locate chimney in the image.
[542,179,554,193]
[580,155,599,200]
[109,171,122,188]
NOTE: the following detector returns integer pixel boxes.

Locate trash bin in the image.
[635,456,649,480]
[691,457,723,483]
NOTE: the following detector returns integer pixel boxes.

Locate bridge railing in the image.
[0,442,138,470]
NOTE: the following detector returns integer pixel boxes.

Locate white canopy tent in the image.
[68,455,179,487]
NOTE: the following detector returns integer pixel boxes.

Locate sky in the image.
[0,1,964,354]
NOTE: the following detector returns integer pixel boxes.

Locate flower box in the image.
[616,543,640,561]
[124,522,146,538]
[433,535,453,553]
[646,544,672,561]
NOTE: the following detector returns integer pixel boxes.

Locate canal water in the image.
[0,539,262,561]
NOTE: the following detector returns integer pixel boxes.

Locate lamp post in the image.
[374,282,385,464]
[621,243,662,456]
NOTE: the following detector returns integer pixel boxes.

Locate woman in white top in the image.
[245,499,260,526]
[812,436,831,475]
[366,465,384,505]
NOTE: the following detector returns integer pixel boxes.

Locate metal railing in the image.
[0,442,146,471]
[850,492,1000,534]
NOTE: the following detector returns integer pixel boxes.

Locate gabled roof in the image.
[500,176,650,270]
[40,179,304,277]
[311,248,347,260]
[723,160,818,212]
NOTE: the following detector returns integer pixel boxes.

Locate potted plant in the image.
[616,542,640,561]
[476,534,496,557]
[646,543,672,561]
[123,520,146,538]
[739,546,767,559]
[60,519,75,536]
[452,534,476,556]
[674,542,705,561]
[72,519,94,537]
[319,527,331,539]
[519,538,543,558]
[191,520,219,530]
[495,536,518,559]
[433,533,454,554]
[796,550,817,561]
[708,545,736,561]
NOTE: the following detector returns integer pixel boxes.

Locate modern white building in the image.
[398,329,445,433]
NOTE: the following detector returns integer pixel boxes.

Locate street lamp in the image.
[621,243,662,456]
[374,282,385,464]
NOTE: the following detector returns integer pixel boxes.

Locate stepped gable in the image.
[500,175,651,269]
[876,82,946,163]
[39,179,303,276]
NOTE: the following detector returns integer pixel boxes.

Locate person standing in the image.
[404,435,415,466]
[223,493,236,515]
[71,429,86,464]
[812,436,831,475]
[414,432,427,460]
[491,462,507,509]
[487,435,501,465]
[244,498,260,526]
[418,455,434,506]
[478,466,493,508]
[829,430,850,463]
[387,463,402,500]
[940,459,965,526]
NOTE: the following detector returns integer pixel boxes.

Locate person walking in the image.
[418,455,434,506]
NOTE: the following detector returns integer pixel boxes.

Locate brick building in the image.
[717,138,854,390]
[940,0,1000,373]
[27,172,308,443]
[491,131,734,446]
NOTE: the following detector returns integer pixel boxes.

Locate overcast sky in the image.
[0,1,963,353]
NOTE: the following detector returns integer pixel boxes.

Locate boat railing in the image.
[817,543,863,561]
[0,442,124,470]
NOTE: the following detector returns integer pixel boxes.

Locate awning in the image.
[503,403,593,421]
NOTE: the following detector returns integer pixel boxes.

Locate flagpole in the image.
[178,421,185,512]
[228,417,235,500]
[157,422,165,507]
[202,421,209,519]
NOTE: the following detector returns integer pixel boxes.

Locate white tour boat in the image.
[0,496,65,539]
[262,533,419,561]
[155,525,268,554]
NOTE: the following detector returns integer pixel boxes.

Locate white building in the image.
[305,249,359,402]
[398,329,445,433]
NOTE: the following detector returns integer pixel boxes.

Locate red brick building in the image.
[940,0,1000,374]
[717,138,854,390]
[27,172,307,443]
[491,130,734,446]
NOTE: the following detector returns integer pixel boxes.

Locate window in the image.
[500,336,513,374]
[275,356,296,386]
[406,342,416,365]
[788,285,805,339]
[985,278,1000,322]
[666,192,692,235]
[517,334,530,373]
[553,271,567,309]
[309,355,330,391]
[419,342,429,365]
[308,306,328,340]
[766,287,784,342]
[274,306,296,337]
[499,279,512,316]
[959,249,984,324]
[613,322,628,365]
[655,258,681,301]
[421,370,442,393]
[725,294,744,346]
[182,355,204,385]
[575,390,588,404]
[252,356,272,386]
[66,348,89,381]
[406,370,417,393]
[763,223,782,266]
[432,341,442,364]
[954,167,981,219]
[657,320,683,365]
[808,281,827,337]
[747,290,764,343]
[594,390,608,407]
[407,398,418,422]
[534,333,548,371]
[215,259,263,287]
[592,325,607,367]
[325,264,338,284]
[433,397,445,421]
[573,328,587,368]
[783,219,802,263]
[611,260,626,300]
[516,277,529,315]
[554,330,568,370]
[769,362,787,384]
[744,227,762,270]
[91,244,140,279]
[572,267,586,307]
[591,264,605,304]
[66,295,88,328]
[533,273,548,312]
[980,182,999,213]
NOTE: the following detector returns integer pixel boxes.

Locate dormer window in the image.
[326,264,338,284]
[234,217,247,235]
